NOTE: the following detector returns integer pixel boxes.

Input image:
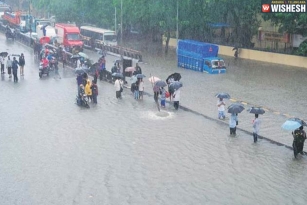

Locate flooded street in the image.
[1,34,307,205]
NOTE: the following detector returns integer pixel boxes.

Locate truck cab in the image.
[55,23,83,52]
[203,57,226,74]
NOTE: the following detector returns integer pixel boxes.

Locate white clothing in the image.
[173,89,181,101]
[217,100,225,111]
[0,56,4,64]
[114,79,123,91]
[6,59,12,68]
[253,118,261,134]
[77,59,81,68]
[139,81,144,91]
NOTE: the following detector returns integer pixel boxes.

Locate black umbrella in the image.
[169,81,183,90]
[166,72,181,84]
[215,92,231,99]
[227,103,245,114]
[112,72,124,79]
[154,80,167,87]
[247,107,265,115]
[0,52,8,57]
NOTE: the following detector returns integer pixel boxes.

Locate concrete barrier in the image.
[165,37,307,69]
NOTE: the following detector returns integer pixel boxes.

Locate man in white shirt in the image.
[114,78,123,99]
[217,98,226,119]
[252,114,261,143]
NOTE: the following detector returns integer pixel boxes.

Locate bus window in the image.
[104,34,117,42]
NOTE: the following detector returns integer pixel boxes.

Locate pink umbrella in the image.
[148,76,160,83]
[125,67,136,72]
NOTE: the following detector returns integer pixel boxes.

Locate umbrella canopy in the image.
[247,107,265,115]
[39,36,50,44]
[78,52,89,59]
[287,118,307,126]
[215,92,231,99]
[154,80,167,87]
[166,72,181,84]
[112,72,124,78]
[282,120,302,131]
[0,52,8,57]
[136,74,146,79]
[130,75,138,83]
[125,67,136,72]
[227,103,245,114]
[148,76,160,83]
[169,81,183,90]
[71,54,81,59]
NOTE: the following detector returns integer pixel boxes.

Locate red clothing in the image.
[41,58,49,68]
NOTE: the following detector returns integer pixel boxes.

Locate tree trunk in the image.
[165,29,170,54]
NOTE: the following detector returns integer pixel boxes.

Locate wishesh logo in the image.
[262,4,271,12]
[261,0,307,13]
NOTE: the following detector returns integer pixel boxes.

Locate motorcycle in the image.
[76,94,90,108]
[39,62,50,78]
[5,28,15,40]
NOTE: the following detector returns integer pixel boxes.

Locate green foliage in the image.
[295,41,307,56]
[263,13,307,36]
[30,0,261,47]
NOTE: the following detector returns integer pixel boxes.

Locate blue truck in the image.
[177,40,226,74]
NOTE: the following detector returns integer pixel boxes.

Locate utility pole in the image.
[115,7,117,34]
[176,0,179,46]
[120,0,124,83]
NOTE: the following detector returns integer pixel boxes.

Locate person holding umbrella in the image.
[216,93,230,120]
[292,126,306,158]
[247,107,265,143]
[252,114,261,143]
[217,98,226,120]
[173,88,181,110]
[227,103,244,135]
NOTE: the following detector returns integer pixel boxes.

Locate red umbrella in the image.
[39,36,50,44]
[125,67,136,72]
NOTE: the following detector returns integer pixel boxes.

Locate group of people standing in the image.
[0,53,25,82]
[76,73,99,104]
[218,97,306,158]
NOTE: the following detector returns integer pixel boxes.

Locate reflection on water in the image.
[0,34,307,205]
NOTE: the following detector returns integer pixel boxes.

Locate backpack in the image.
[294,130,306,142]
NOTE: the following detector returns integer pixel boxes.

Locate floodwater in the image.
[0,34,307,205]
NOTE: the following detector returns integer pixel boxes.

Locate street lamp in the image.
[176,0,179,45]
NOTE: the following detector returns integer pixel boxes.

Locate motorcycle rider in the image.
[77,84,86,106]
[41,57,49,69]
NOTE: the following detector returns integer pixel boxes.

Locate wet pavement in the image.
[1,33,307,205]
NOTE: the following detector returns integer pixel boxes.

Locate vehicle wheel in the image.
[39,73,42,78]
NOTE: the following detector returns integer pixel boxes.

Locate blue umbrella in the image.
[287,118,307,126]
[282,120,302,131]
[215,92,230,99]
[169,81,183,90]
[136,74,146,79]
[112,72,124,78]
[154,80,167,87]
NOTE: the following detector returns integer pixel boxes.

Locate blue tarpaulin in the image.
[207,23,230,28]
